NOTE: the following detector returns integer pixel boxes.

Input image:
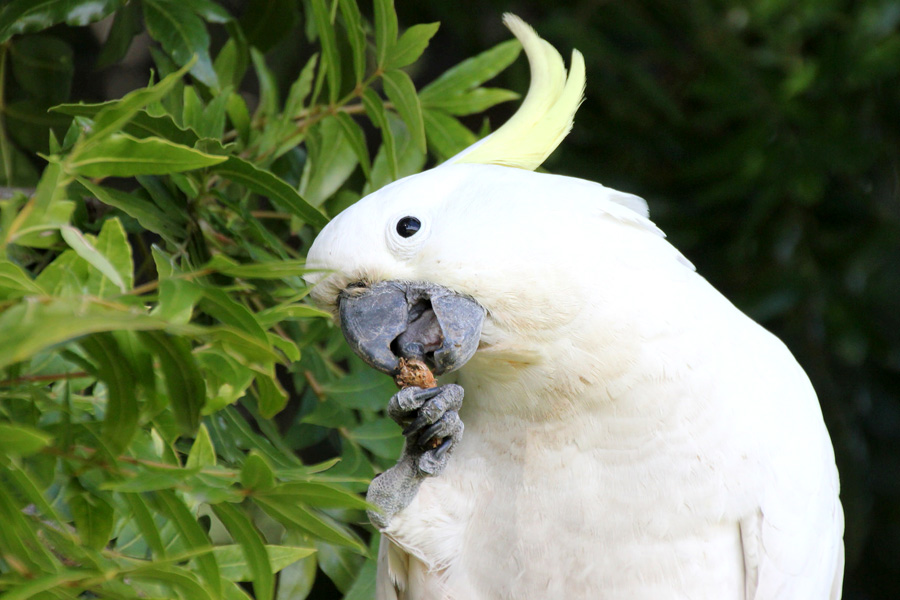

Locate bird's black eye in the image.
[396,216,421,238]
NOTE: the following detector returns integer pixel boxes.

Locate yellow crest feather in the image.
[449,13,585,170]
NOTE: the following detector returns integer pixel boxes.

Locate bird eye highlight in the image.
[396,216,421,238]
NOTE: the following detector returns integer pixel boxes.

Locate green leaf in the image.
[78,179,185,240]
[86,217,134,296]
[338,0,366,84]
[284,54,318,121]
[5,462,64,523]
[102,468,196,493]
[0,139,38,186]
[373,0,398,67]
[152,490,222,598]
[318,370,395,411]
[3,99,71,157]
[197,348,254,413]
[0,299,172,369]
[138,174,187,216]
[32,249,88,296]
[249,48,279,121]
[183,84,231,139]
[188,0,232,23]
[211,504,275,600]
[79,60,194,144]
[273,481,369,511]
[96,1,142,68]
[317,542,363,594]
[420,38,522,100]
[67,481,115,551]
[0,485,57,572]
[59,226,127,293]
[0,0,122,43]
[0,423,53,457]
[183,85,204,135]
[68,133,226,177]
[365,111,424,193]
[422,87,520,116]
[122,491,167,558]
[342,553,377,600]
[142,0,218,88]
[81,333,139,454]
[310,0,341,104]
[138,331,205,435]
[186,423,217,468]
[154,278,203,324]
[226,92,251,141]
[382,69,426,153]
[10,34,74,105]
[239,0,298,53]
[300,116,359,207]
[242,451,276,492]
[9,160,70,249]
[423,108,477,160]
[346,418,403,459]
[275,531,317,600]
[206,327,282,364]
[254,495,365,552]
[254,371,289,418]
[212,544,316,582]
[204,255,309,280]
[334,112,371,179]
[385,22,439,70]
[256,304,331,328]
[210,156,327,227]
[0,571,92,600]
[268,333,300,362]
[0,259,44,299]
[200,287,268,342]
[214,35,246,91]
[361,88,397,181]
[130,565,214,600]
[53,103,200,146]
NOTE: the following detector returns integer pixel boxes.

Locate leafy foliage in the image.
[0,1,521,597]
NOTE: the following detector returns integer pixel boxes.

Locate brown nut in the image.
[394,358,442,449]
[394,357,436,389]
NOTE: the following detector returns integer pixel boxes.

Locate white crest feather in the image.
[448,13,585,170]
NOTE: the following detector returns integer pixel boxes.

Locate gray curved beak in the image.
[338,281,485,376]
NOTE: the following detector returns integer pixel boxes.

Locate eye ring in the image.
[396,216,421,238]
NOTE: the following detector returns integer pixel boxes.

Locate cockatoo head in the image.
[306,14,623,378]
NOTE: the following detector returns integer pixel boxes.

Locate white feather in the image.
[448,14,585,170]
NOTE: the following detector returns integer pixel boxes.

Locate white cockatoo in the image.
[305,14,844,600]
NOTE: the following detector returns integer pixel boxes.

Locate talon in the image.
[403,414,429,437]
[414,387,442,401]
[433,437,453,459]
[418,421,445,447]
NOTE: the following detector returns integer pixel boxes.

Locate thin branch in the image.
[0,371,89,386]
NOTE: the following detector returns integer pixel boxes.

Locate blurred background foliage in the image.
[0,0,897,598]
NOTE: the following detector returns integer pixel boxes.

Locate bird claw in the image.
[366,384,466,529]
[389,383,464,476]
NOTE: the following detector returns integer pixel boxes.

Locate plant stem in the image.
[0,42,13,184]
[0,371,89,386]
